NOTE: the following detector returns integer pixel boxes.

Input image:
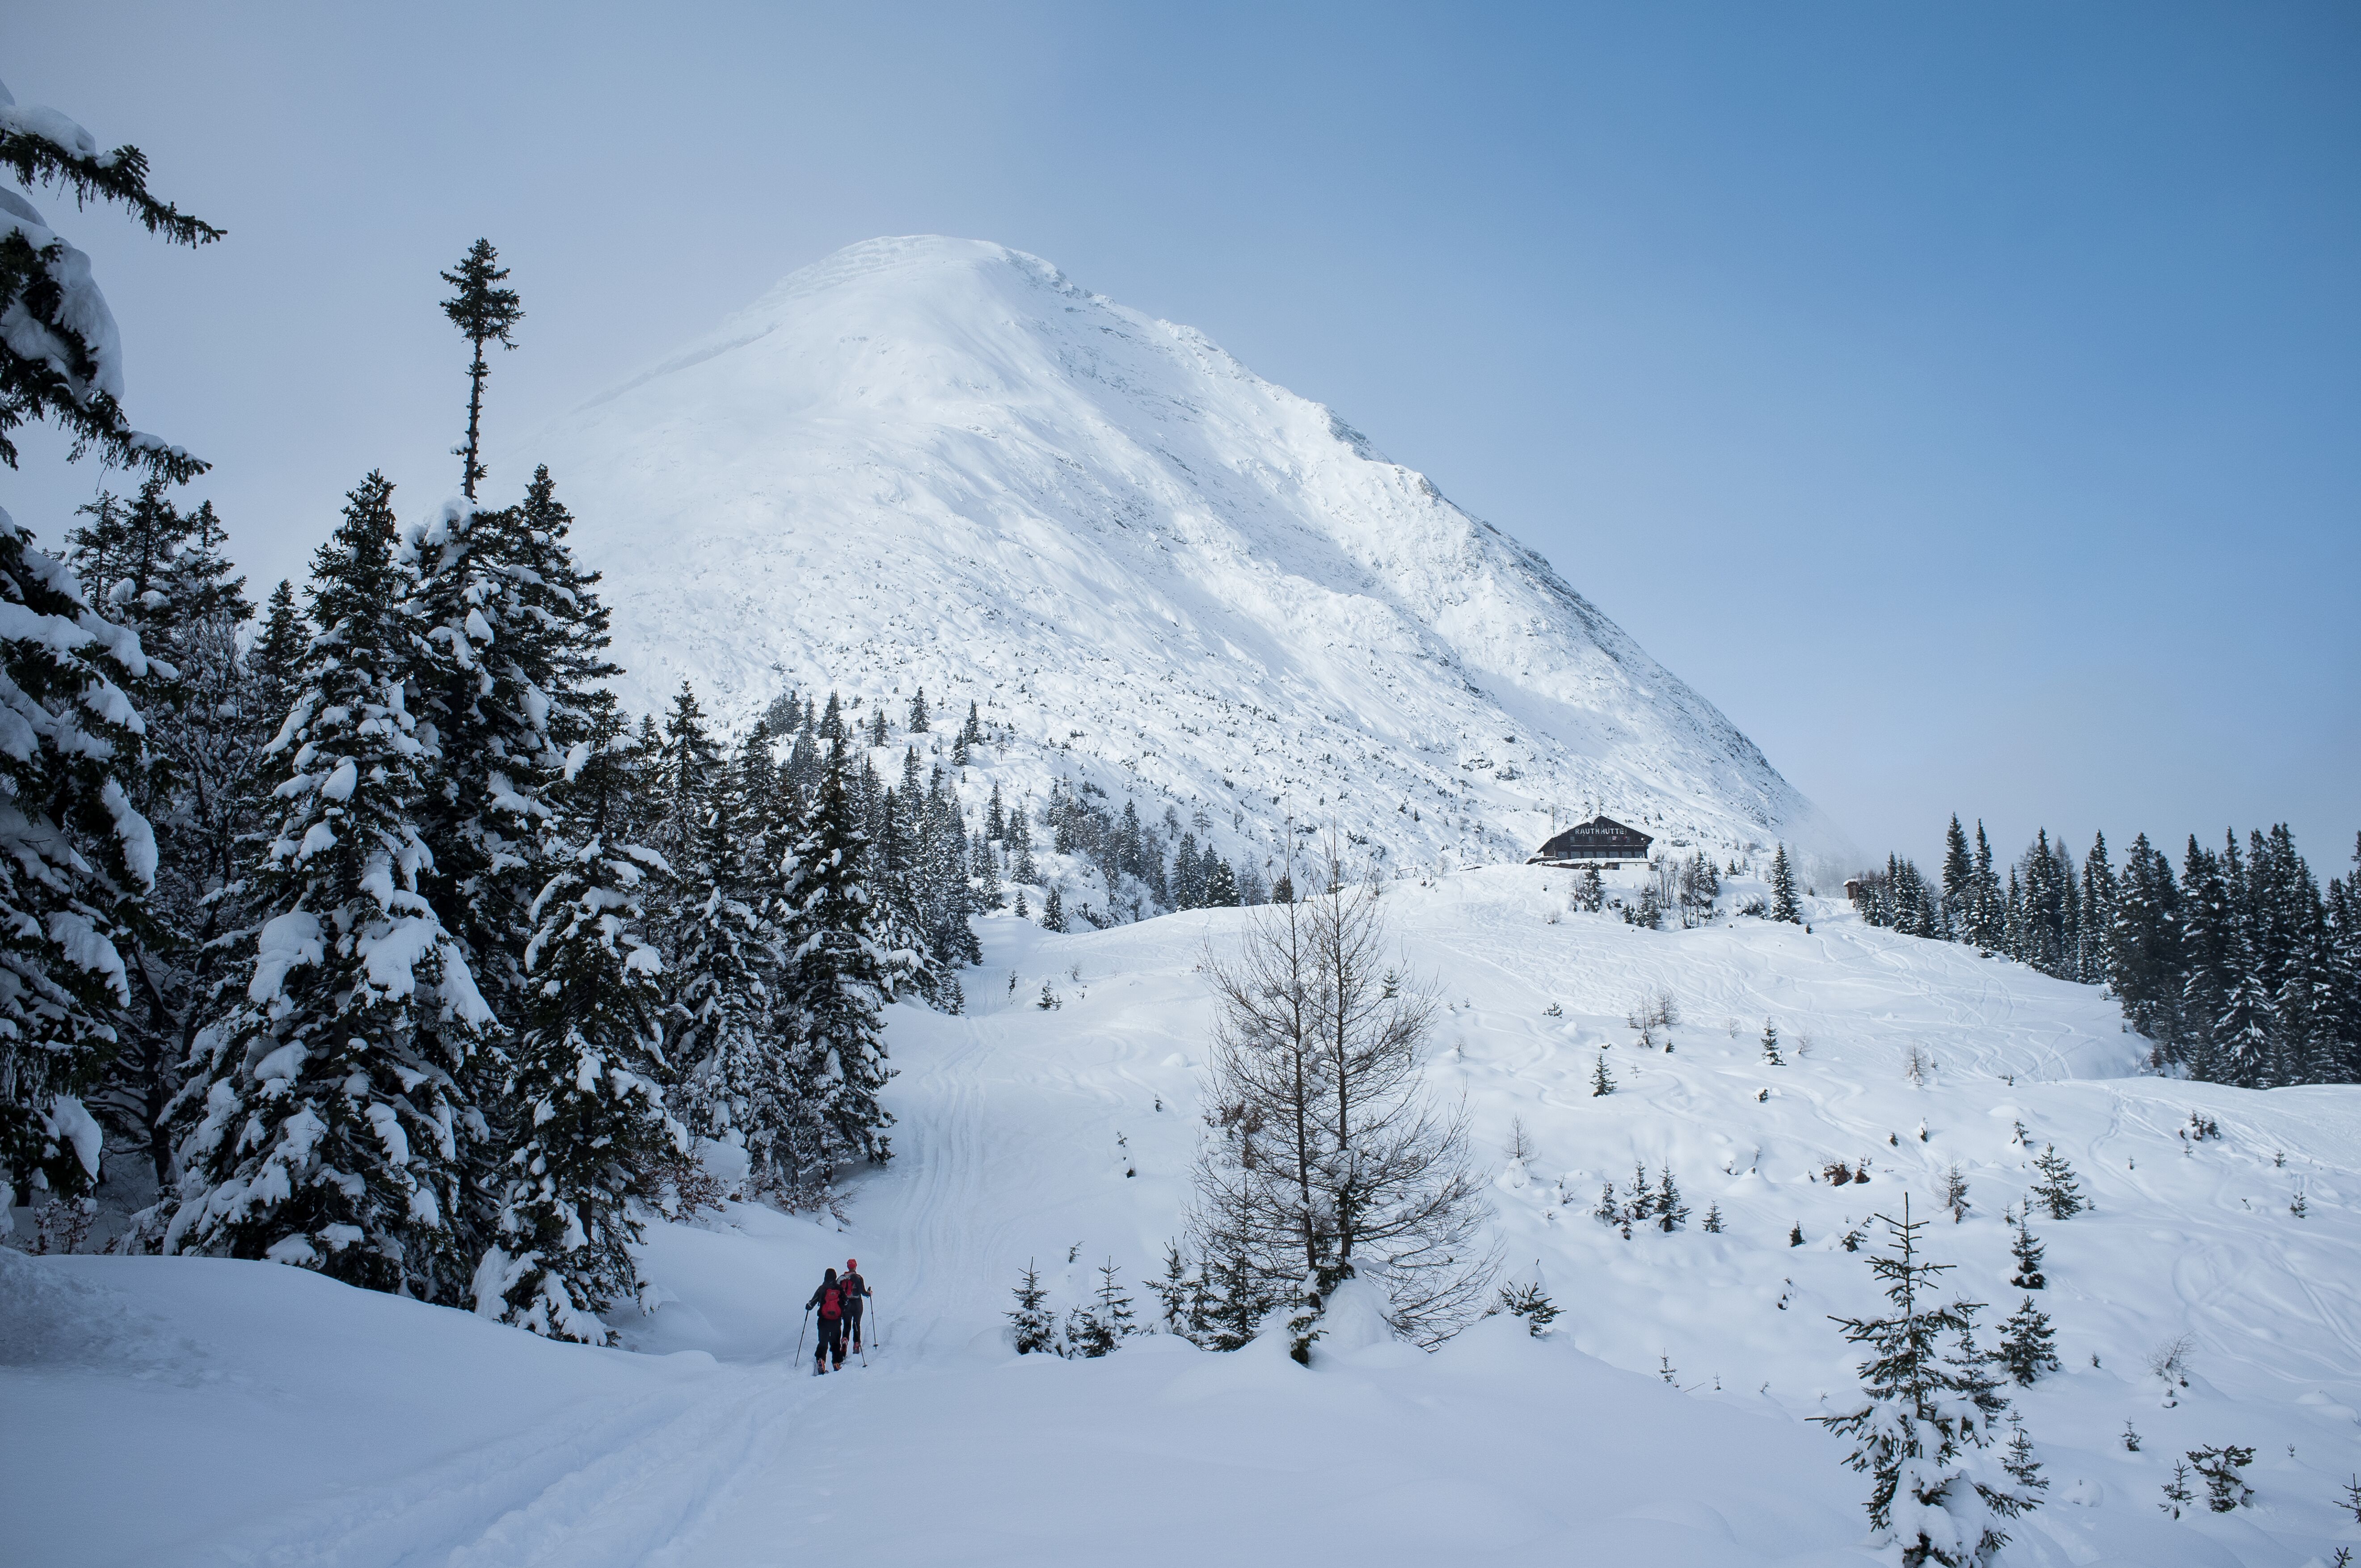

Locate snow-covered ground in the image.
[9,870,2358,1567]
[520,236,1852,875]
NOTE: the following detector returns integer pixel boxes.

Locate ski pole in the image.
[796,1306,809,1363]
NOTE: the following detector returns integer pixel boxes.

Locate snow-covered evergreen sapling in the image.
[1939,1163,1970,1223]
[1997,1297,2059,1386]
[2029,1145,2084,1219]
[1761,1020,1783,1066]
[1150,1239,1207,1342]
[2000,1418,2048,1500]
[2186,1446,2255,1512]
[1654,1165,1690,1231]
[1790,1221,1806,1247]
[1065,1256,1137,1357]
[2008,1218,2046,1289]
[1008,1261,1057,1354]
[1498,1280,1559,1336]
[1701,1202,1724,1234]
[2159,1462,2195,1518]
[1813,1197,2043,1566]
[1590,1051,1616,1096]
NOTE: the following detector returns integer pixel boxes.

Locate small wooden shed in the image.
[1528,816,1654,868]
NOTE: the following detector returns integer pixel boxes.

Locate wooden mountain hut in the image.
[1528,815,1654,869]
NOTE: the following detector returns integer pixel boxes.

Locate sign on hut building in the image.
[1529,815,1653,869]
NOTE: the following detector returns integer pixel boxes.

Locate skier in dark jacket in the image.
[806,1267,848,1373]
[840,1259,873,1354]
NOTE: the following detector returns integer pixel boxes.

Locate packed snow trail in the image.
[8,869,2360,1566]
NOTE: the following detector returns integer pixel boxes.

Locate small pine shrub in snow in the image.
[1997,1298,2059,1387]
[2008,1219,2046,1290]
[1590,1052,1615,1096]
[1653,1166,1690,1231]
[1701,1202,1724,1234]
[1498,1281,1558,1336]
[2029,1146,2084,1219]
[2186,1445,2255,1512]
[2120,1420,2142,1452]
[1789,1222,1806,1247]
[1008,1261,1058,1354]
[1150,1240,1206,1340]
[2000,1418,2048,1499]
[1064,1257,1136,1357]
[2159,1461,2196,1518]
[1761,1020,1783,1066]
[1938,1164,1971,1224]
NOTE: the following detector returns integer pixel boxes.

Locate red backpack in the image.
[820,1284,843,1319]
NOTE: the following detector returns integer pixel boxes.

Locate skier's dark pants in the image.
[846,1303,865,1350]
[816,1316,845,1367]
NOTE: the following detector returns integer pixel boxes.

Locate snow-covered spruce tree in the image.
[2007,1217,2046,1289]
[0,502,160,1220]
[251,578,309,718]
[649,682,723,873]
[1813,1198,2042,1566]
[1997,1296,2059,1386]
[663,752,785,1165]
[63,479,270,1193]
[777,741,895,1165]
[1064,1256,1136,1357]
[0,76,218,483]
[1761,1019,1783,1066]
[1653,1165,1689,1231]
[1008,1260,1057,1354]
[1151,1238,1208,1341]
[438,239,523,502]
[2028,1145,2083,1219]
[166,474,492,1300]
[1769,843,1802,923]
[474,737,683,1342]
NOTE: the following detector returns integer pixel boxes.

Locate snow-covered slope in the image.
[524,236,1849,873]
[14,875,2357,1566]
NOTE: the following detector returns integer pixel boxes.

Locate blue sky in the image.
[8,3,2355,871]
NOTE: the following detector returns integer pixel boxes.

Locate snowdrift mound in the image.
[523,236,1850,874]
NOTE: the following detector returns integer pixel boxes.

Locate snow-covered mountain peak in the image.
[527,236,1851,875]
